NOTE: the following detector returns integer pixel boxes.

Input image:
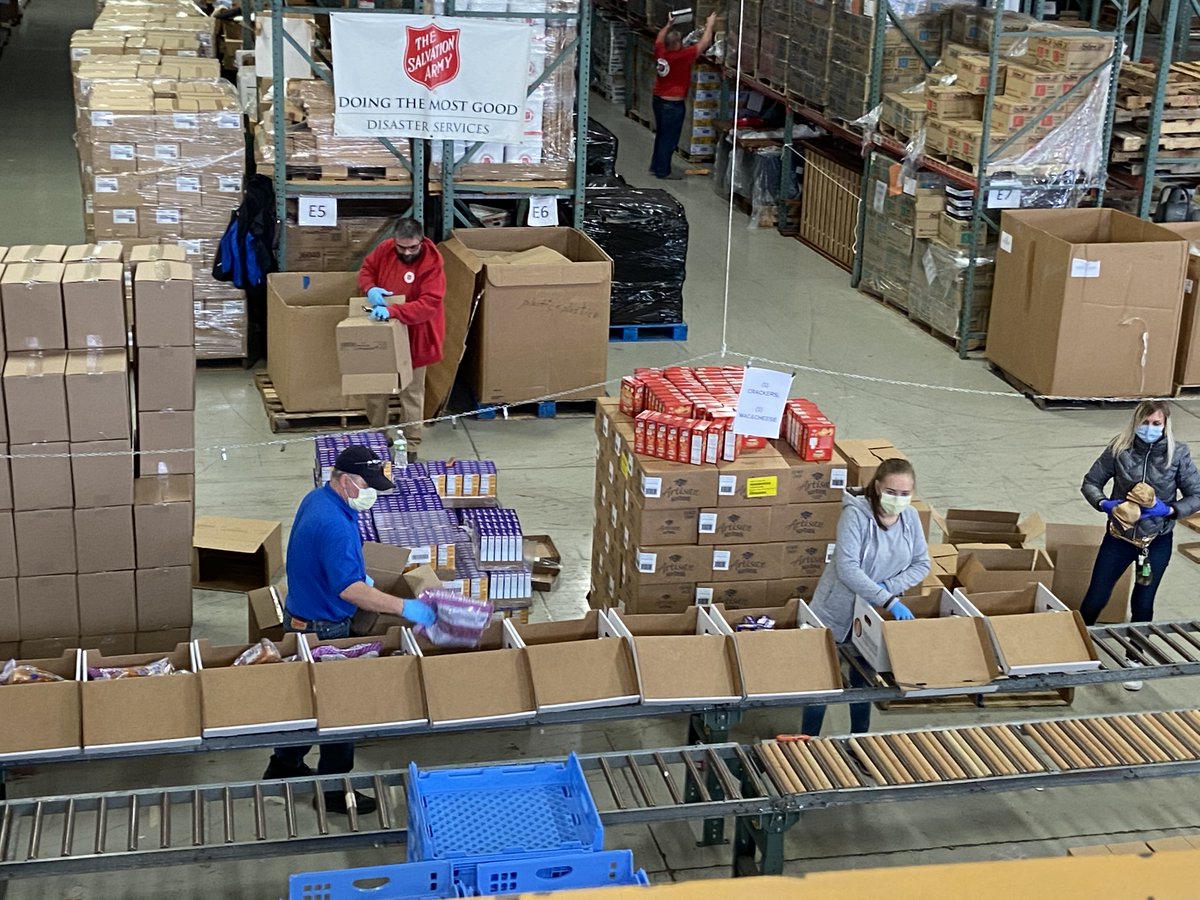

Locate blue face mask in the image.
[1136,424,1164,443]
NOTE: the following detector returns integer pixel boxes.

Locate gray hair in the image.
[392,217,424,242]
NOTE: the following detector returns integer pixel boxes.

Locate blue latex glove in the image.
[369,305,391,322]
[1141,498,1172,519]
[887,599,915,621]
[403,597,437,627]
[876,582,888,592]
[364,574,375,588]
[367,286,393,307]
[1099,499,1120,514]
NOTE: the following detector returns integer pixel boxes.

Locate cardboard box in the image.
[780,540,836,581]
[1044,522,1131,624]
[769,503,841,543]
[11,442,73,511]
[707,598,844,699]
[192,516,283,592]
[1160,222,1200,387]
[630,454,721,510]
[62,244,123,264]
[65,349,130,442]
[79,633,136,656]
[622,581,700,615]
[133,260,194,347]
[62,261,126,350]
[266,271,366,413]
[136,628,191,654]
[247,580,286,642]
[75,506,135,573]
[628,544,714,585]
[618,506,701,546]
[77,570,137,635]
[5,352,69,444]
[834,439,907,488]
[350,543,444,635]
[438,228,613,408]
[71,439,134,508]
[136,565,194,632]
[16,509,75,576]
[715,446,791,507]
[1,262,65,352]
[0,577,16,642]
[954,583,1100,676]
[136,346,195,411]
[409,622,537,726]
[939,508,1046,547]
[697,506,773,545]
[608,608,742,703]
[850,591,1003,696]
[336,301,413,396]
[709,542,785,583]
[81,644,201,750]
[3,245,67,264]
[0,651,80,759]
[17,574,78,639]
[506,610,641,711]
[956,546,1054,593]
[193,635,314,736]
[988,209,1189,398]
[134,475,194,568]
[137,409,194,475]
[775,442,848,504]
[304,628,427,732]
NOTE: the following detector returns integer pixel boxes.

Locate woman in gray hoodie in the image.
[804,458,931,735]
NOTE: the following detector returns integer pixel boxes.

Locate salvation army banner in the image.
[329,13,531,144]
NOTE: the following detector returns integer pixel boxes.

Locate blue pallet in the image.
[472,399,558,420]
[289,859,466,900]
[473,849,649,895]
[407,754,603,869]
[608,322,688,342]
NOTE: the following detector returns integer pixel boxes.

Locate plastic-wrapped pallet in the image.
[586,117,618,179]
[907,238,995,348]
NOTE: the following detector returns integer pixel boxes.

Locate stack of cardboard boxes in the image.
[0,245,196,660]
[828,8,940,123]
[680,63,721,161]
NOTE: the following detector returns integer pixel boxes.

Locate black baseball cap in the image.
[335,445,395,491]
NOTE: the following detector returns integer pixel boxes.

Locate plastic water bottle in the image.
[393,430,408,473]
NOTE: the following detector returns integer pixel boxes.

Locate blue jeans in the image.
[1080,529,1173,626]
[801,652,872,736]
[270,614,355,776]
[651,97,685,177]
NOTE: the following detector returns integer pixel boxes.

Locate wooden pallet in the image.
[988,363,1142,410]
[258,164,412,184]
[1113,129,1200,152]
[674,148,715,163]
[978,687,1074,708]
[470,398,599,420]
[909,314,986,353]
[254,372,402,433]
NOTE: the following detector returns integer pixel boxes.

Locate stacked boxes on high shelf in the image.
[680,63,721,161]
[789,0,835,107]
[0,244,196,660]
[828,6,940,123]
[591,8,628,104]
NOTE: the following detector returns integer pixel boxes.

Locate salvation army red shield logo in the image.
[404,23,461,89]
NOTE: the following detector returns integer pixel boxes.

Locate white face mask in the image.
[346,484,378,512]
[879,493,912,516]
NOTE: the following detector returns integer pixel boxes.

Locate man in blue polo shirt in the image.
[263,445,436,815]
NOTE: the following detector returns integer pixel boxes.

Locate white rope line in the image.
[718,0,746,359]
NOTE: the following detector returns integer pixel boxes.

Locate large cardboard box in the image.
[1,262,65,352]
[954,583,1100,676]
[438,228,613,408]
[715,447,792,508]
[956,546,1054,593]
[1161,222,1200,386]
[709,541,785,583]
[136,566,193,631]
[628,543,714,585]
[17,574,78,639]
[5,352,69,444]
[81,644,201,750]
[137,410,195,475]
[336,301,412,396]
[16,509,75,576]
[833,439,906,488]
[629,455,721,510]
[608,608,742,703]
[136,346,195,411]
[622,581,700,615]
[75,506,135,573]
[62,261,126,350]
[707,599,843,699]
[850,591,1003,696]
[988,209,1189,397]
[11,443,73,511]
[623,506,701,546]
[78,570,137,635]
[304,628,427,732]
[697,506,774,545]
[65,349,130,442]
[1044,522,1131,624]
[71,439,134,508]
[506,611,641,711]
[939,508,1046,547]
[350,543,444,635]
[133,260,193,348]
[774,441,848,504]
[0,651,81,759]
[192,516,283,592]
[266,271,366,412]
[134,475,194,568]
[770,503,841,543]
[193,635,314,736]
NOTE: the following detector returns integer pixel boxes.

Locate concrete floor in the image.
[5,1,1200,896]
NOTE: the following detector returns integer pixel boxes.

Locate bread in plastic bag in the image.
[414,588,494,648]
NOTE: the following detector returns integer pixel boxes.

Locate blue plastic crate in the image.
[288,860,467,900]
[472,849,649,895]
[406,753,603,864]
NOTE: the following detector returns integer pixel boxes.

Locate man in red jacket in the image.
[358,218,446,460]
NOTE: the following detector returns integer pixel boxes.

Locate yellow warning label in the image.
[745,476,778,498]
[620,453,631,479]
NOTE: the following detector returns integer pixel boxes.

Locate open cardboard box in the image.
[406,621,536,726]
[303,626,427,733]
[504,610,640,712]
[954,583,1100,676]
[81,643,200,751]
[706,598,843,700]
[336,299,413,395]
[957,546,1055,593]
[1045,523,1131,624]
[247,580,287,642]
[193,516,283,593]
[192,634,315,737]
[851,591,1003,697]
[607,608,743,705]
[0,650,81,759]
[833,438,906,488]
[351,543,444,635]
[936,508,1046,547]
[524,534,562,592]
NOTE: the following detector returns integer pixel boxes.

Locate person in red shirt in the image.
[651,11,716,180]
[358,217,446,459]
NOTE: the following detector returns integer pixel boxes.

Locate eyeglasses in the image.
[395,240,422,253]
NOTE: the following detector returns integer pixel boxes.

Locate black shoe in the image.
[656,173,684,181]
[322,789,378,815]
[263,759,314,780]
[407,450,418,464]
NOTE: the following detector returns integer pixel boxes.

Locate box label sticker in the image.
[987,188,1021,209]
[156,208,182,224]
[903,176,916,196]
[873,180,887,213]
[72,47,91,60]
[299,196,337,227]
[922,247,937,284]
[1070,258,1101,278]
[109,144,135,161]
[745,476,778,498]
[698,512,718,534]
[407,547,432,565]
[609,505,618,527]
[830,468,848,489]
[636,552,657,574]
[623,452,633,478]
[172,113,199,130]
[224,300,246,313]
[999,231,1013,253]
[178,239,202,255]
[91,110,114,127]
[218,175,241,193]
[718,475,737,496]
[712,550,731,571]
[825,543,837,563]
[95,176,118,193]
[601,417,610,437]
[176,176,201,193]
[641,476,662,498]
[527,194,559,226]
[216,111,241,129]
[1188,278,1196,295]
[113,209,137,225]
[695,587,714,605]
[155,144,180,161]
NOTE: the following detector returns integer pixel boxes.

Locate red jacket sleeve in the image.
[358,244,385,293]
[388,258,446,326]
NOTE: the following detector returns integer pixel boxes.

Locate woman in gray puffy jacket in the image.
[1080,401,1200,684]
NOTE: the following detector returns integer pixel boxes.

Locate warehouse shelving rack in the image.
[251,1,590,267]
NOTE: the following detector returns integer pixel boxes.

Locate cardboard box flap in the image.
[523,637,640,710]
[1044,522,1108,556]
[193,516,282,554]
[607,606,723,637]
[248,581,286,641]
[412,630,536,724]
[304,628,427,730]
[133,260,192,283]
[81,644,201,748]
[193,635,315,734]
[608,610,742,701]
[510,609,618,645]
[884,616,1003,692]
[956,583,1068,616]
[0,650,82,758]
[62,261,123,283]
[988,613,1097,668]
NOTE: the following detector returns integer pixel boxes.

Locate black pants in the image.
[800,654,871,736]
[650,97,685,177]
[269,615,354,776]
[1079,530,1173,626]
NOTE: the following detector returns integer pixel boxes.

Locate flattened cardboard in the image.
[193,634,315,736]
[81,644,201,750]
[248,580,286,642]
[0,651,81,759]
[608,608,742,704]
[304,628,427,732]
[1044,522,1131,624]
[191,515,283,592]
